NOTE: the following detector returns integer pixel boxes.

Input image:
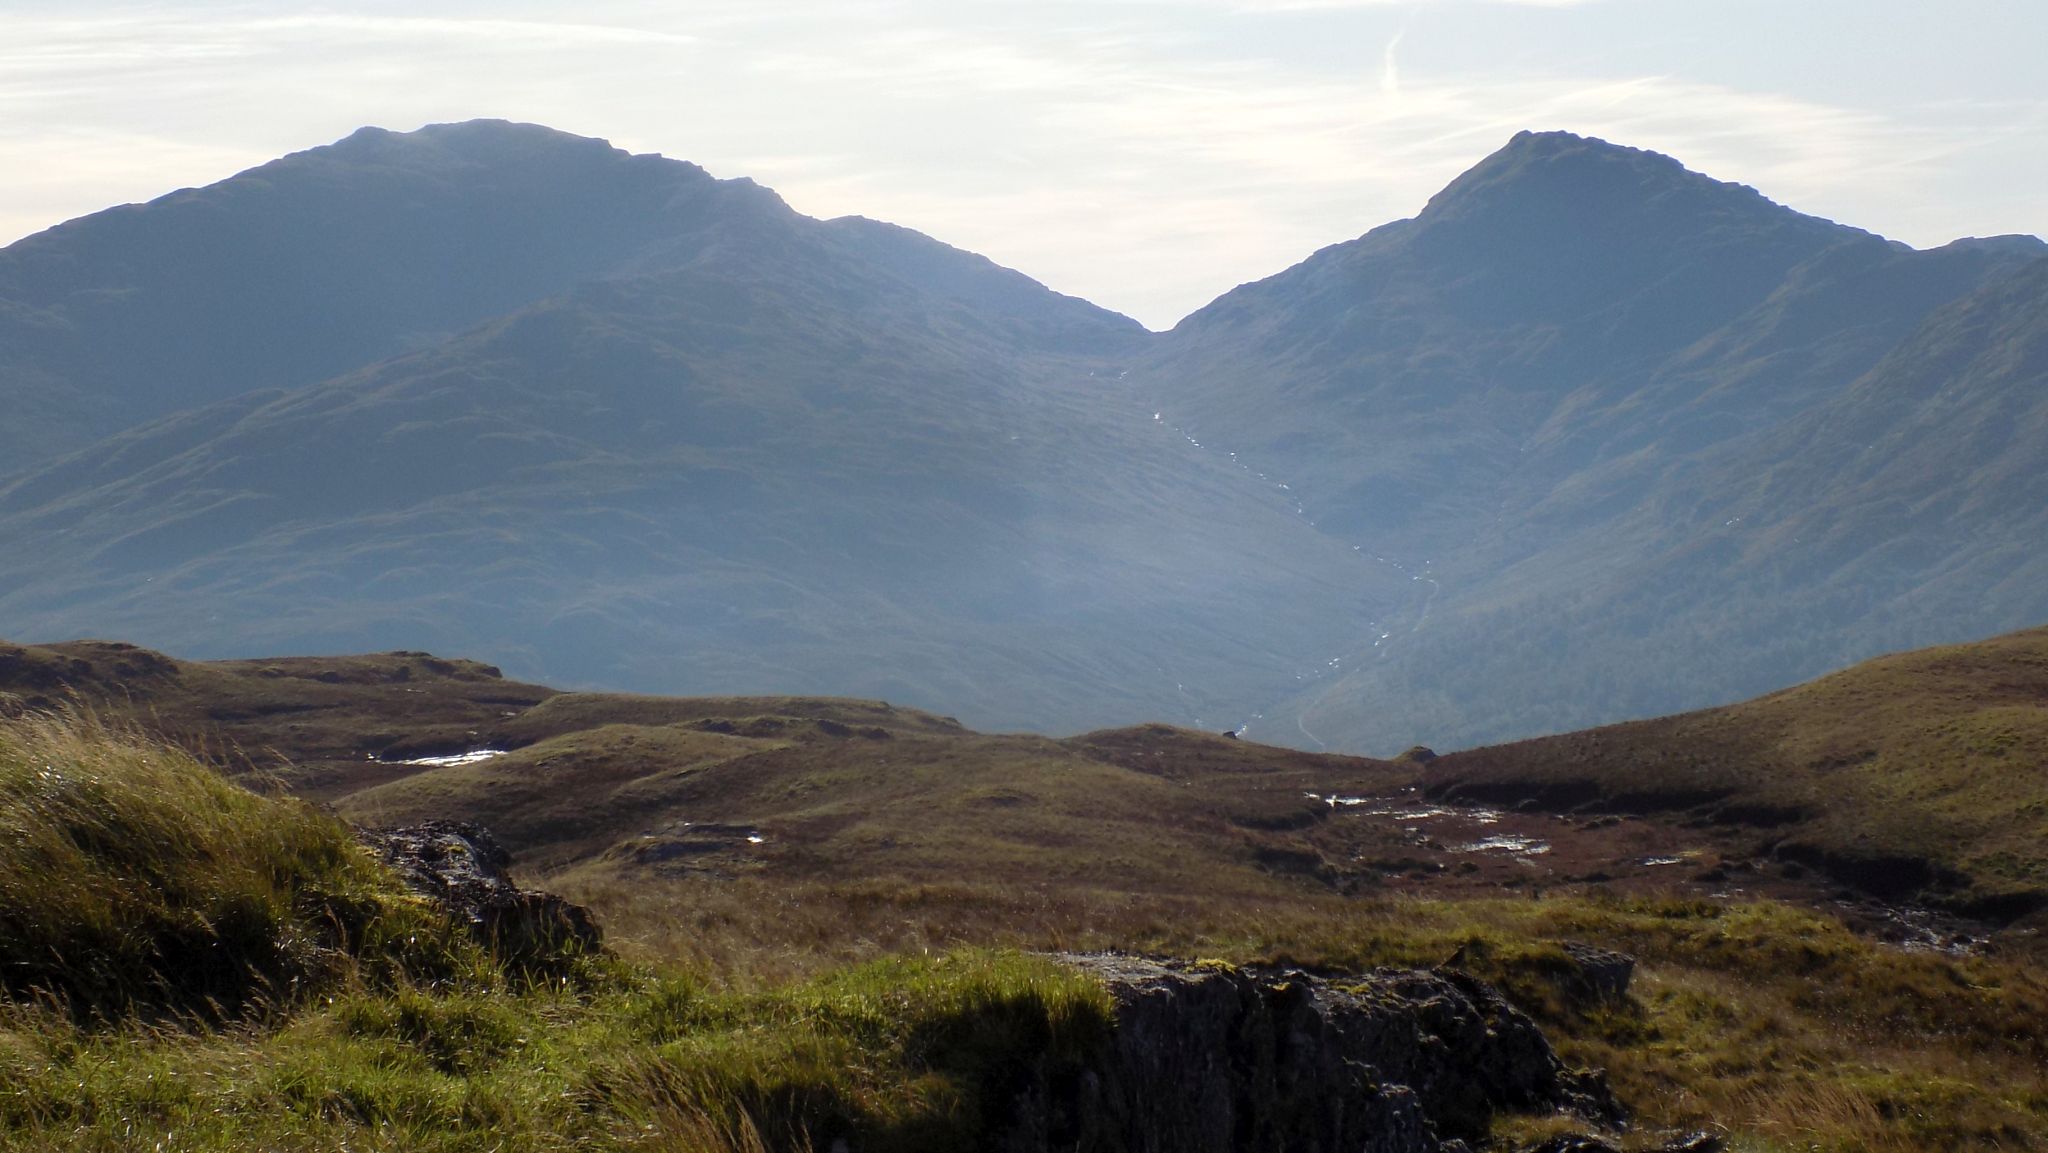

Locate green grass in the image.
[14,853,2041,1152]
[0,711,487,1020]
[0,950,1112,1153]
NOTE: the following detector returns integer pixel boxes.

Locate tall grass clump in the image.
[0,710,480,1020]
[592,951,1114,1151]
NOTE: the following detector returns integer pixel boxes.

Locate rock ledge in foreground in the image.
[999,952,1621,1152]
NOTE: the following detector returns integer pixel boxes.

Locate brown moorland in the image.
[5,632,2048,1149]
[1430,625,2048,923]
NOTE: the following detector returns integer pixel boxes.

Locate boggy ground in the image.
[4,634,2048,1149]
[3,638,2017,950]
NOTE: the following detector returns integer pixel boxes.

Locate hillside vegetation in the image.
[0,712,1124,1152]
[0,712,482,1019]
[12,632,2048,931]
[1430,626,2048,920]
[3,707,2048,1150]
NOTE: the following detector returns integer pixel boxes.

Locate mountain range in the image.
[1,120,2042,750]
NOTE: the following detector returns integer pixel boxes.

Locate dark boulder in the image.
[1558,942,1636,1004]
[996,954,1620,1152]
[359,820,601,970]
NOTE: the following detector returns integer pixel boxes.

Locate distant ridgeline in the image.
[1,121,2043,751]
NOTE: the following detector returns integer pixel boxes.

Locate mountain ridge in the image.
[2,120,2043,750]
[0,119,1143,469]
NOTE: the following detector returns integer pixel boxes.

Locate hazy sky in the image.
[6,1,2045,328]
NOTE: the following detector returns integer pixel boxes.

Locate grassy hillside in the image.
[13,632,2048,931]
[0,710,1128,1152]
[0,711,485,1019]
[4,709,2048,1150]
[0,640,1414,897]
[1429,626,2048,919]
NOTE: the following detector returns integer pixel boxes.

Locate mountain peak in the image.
[1418,130,1816,232]
[1391,129,1873,309]
[306,119,708,180]
[1501,128,1645,158]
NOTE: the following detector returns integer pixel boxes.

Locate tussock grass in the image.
[0,710,483,1020]
[0,713,1120,1152]
[0,952,1110,1152]
[588,952,1112,1151]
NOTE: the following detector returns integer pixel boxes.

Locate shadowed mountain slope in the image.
[2,123,2044,751]
[0,138,1394,731]
[1273,248,2048,751]
[1133,131,2046,749]
[0,120,1140,468]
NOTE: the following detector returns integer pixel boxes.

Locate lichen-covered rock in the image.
[360,820,601,969]
[996,953,1619,1153]
[1557,942,1636,1004]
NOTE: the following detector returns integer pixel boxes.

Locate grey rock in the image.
[360,820,602,969]
[993,954,1620,1153]
[1559,942,1636,1004]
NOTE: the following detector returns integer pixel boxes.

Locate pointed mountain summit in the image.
[1414,129,1855,239]
[1176,130,1867,345]
[1138,131,1941,555]
[1133,131,2044,749]
[1404,130,1870,327]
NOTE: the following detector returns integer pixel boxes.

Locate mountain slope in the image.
[0,153,1397,732]
[1131,131,2045,750]
[1284,251,2048,750]
[3,123,2044,751]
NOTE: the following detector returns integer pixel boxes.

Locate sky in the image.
[5,1,2045,329]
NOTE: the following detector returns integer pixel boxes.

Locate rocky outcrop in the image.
[1557,942,1635,1005]
[360,821,601,970]
[998,954,1620,1153]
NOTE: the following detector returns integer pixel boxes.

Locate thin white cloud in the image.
[1231,0,1600,8]
[1,2,2043,328]
[241,14,697,48]
[0,130,273,245]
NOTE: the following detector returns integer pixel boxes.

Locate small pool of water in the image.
[1454,834,1552,856]
[392,749,507,768]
